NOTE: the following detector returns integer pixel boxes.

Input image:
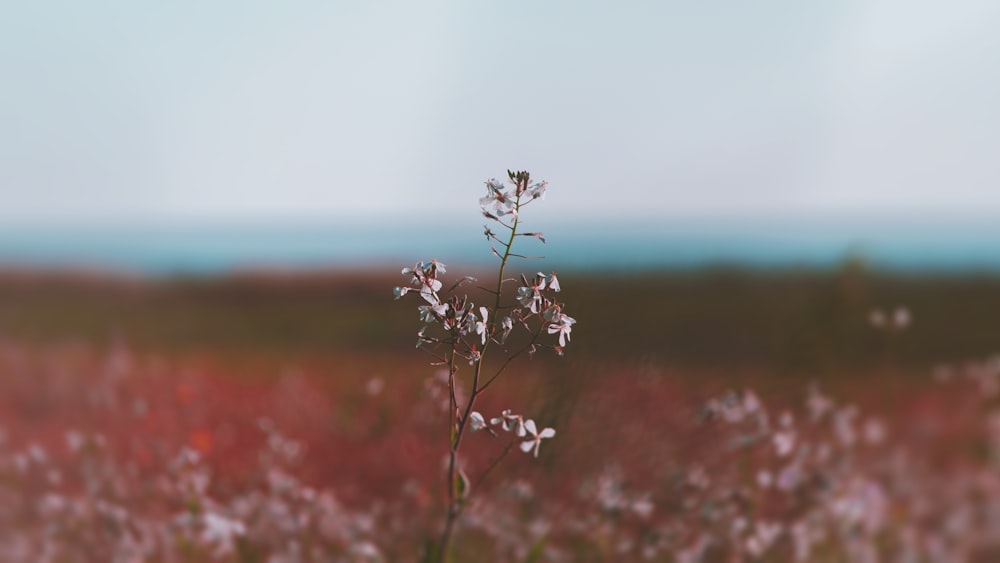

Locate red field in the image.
[2,271,1000,561]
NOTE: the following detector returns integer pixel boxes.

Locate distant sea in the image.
[0,217,998,275]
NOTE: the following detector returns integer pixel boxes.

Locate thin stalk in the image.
[477,320,545,394]
[473,438,517,492]
[437,185,524,562]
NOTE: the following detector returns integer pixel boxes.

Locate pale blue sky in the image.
[2,0,998,228]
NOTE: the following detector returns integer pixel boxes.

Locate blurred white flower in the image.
[868,309,886,328]
[632,496,654,519]
[746,521,783,558]
[834,405,858,447]
[743,390,762,415]
[869,306,911,331]
[757,470,773,488]
[201,512,246,557]
[807,387,834,422]
[893,306,911,329]
[863,418,886,445]
[687,466,710,489]
[65,430,85,454]
[365,377,384,397]
[527,180,547,200]
[468,411,487,432]
[776,463,801,491]
[773,430,796,457]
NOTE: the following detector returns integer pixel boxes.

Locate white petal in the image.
[420,287,437,304]
[539,428,555,439]
[479,306,488,323]
[522,419,537,436]
[548,275,560,292]
[469,412,486,431]
[519,440,535,453]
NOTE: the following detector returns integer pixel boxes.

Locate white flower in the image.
[516,287,535,311]
[418,303,449,323]
[480,179,517,217]
[756,470,773,488]
[415,326,430,347]
[519,419,555,458]
[475,307,489,345]
[547,313,576,347]
[527,180,547,200]
[420,282,442,304]
[491,409,525,436]
[500,316,514,342]
[517,274,547,313]
[547,272,560,292]
[468,411,487,432]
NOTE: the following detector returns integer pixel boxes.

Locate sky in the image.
[1,0,999,230]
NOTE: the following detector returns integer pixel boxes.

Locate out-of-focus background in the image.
[3,2,1000,259]
[3,2,1000,561]
[3,0,1000,371]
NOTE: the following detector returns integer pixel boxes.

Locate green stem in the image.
[438,185,524,562]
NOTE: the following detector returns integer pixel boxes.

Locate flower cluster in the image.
[6,333,1000,560]
[479,175,547,220]
[465,409,556,458]
[868,305,911,332]
[391,170,572,559]
[393,173,576,362]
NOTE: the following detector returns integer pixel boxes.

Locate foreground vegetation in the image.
[3,338,1000,561]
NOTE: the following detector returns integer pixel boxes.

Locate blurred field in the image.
[2,263,1000,371]
[2,265,1000,560]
